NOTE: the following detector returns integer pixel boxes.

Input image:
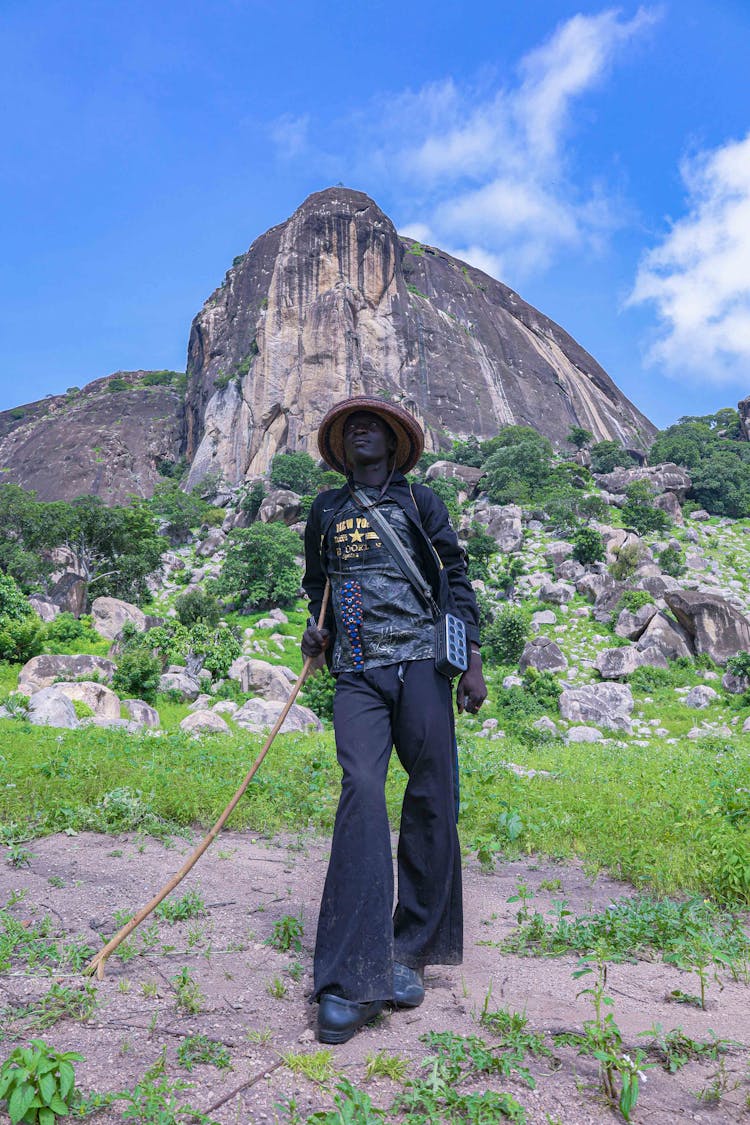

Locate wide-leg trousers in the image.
[313,659,463,1003]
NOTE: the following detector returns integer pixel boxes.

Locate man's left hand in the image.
[456,653,487,715]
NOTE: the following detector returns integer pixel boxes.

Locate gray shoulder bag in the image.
[352,488,468,678]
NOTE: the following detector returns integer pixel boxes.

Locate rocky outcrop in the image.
[183,188,655,488]
[53,681,121,720]
[227,657,296,702]
[0,372,185,504]
[739,395,750,441]
[471,502,523,553]
[663,589,750,665]
[519,636,568,673]
[594,464,691,501]
[232,697,322,734]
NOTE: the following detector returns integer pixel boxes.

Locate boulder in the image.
[555,558,585,582]
[684,685,719,709]
[743,716,750,734]
[18,653,117,693]
[594,647,641,680]
[27,687,78,729]
[502,674,523,689]
[739,394,750,441]
[532,716,558,734]
[212,700,239,715]
[28,597,60,623]
[196,528,227,557]
[227,657,297,702]
[638,574,682,597]
[689,509,711,521]
[559,682,634,732]
[258,489,302,526]
[539,578,575,605]
[544,541,573,568]
[122,699,160,727]
[636,613,693,660]
[519,637,567,674]
[472,502,523,553]
[188,693,213,711]
[49,572,87,616]
[635,645,670,669]
[566,725,605,743]
[180,710,231,735]
[654,491,684,525]
[614,603,658,640]
[233,698,323,734]
[53,681,122,721]
[576,572,616,604]
[592,582,629,625]
[595,463,691,501]
[664,589,750,665]
[531,610,557,633]
[426,461,484,489]
[722,671,750,695]
[158,671,202,700]
[91,597,148,640]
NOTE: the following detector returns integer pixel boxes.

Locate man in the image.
[301,396,487,1044]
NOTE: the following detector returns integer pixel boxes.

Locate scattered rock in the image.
[594,647,641,679]
[27,688,78,729]
[258,489,302,526]
[539,579,575,605]
[566,725,604,743]
[689,509,711,521]
[28,597,60,623]
[472,502,523,553]
[188,694,213,711]
[684,685,719,709]
[664,589,750,665]
[18,654,117,693]
[635,613,693,660]
[559,683,634,732]
[722,671,750,694]
[53,681,121,720]
[614,603,658,640]
[158,671,202,701]
[180,710,231,735]
[532,716,557,734]
[519,637,568,674]
[91,597,148,640]
[233,698,322,734]
[531,610,557,632]
[121,699,160,727]
[227,658,298,702]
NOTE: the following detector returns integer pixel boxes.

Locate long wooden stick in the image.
[84,583,330,979]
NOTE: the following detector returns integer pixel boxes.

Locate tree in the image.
[449,435,484,467]
[621,479,671,535]
[483,428,554,504]
[175,589,222,627]
[51,495,165,605]
[567,426,594,450]
[572,527,606,565]
[464,523,497,581]
[424,477,461,525]
[215,523,302,609]
[270,452,321,495]
[690,451,750,518]
[150,480,214,541]
[589,440,632,474]
[0,484,59,590]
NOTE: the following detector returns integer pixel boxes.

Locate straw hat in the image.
[317,396,424,475]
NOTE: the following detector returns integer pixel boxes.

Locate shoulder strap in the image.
[353,488,441,619]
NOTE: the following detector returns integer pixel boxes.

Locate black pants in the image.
[313,659,463,1002]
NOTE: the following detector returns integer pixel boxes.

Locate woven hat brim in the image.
[317,396,424,475]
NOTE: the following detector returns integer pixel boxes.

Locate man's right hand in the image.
[301,625,330,659]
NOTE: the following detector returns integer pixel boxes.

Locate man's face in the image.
[342,411,396,466]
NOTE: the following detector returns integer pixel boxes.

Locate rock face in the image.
[183,188,655,488]
[739,395,750,441]
[0,372,184,504]
[91,597,148,640]
[664,589,750,664]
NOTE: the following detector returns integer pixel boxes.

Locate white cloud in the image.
[628,132,750,385]
[269,113,310,159]
[369,7,659,281]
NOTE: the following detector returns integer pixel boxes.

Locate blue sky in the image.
[1,0,749,428]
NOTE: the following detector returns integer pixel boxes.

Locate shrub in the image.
[301,667,335,722]
[464,524,497,581]
[481,604,529,664]
[571,527,605,565]
[589,440,632,474]
[616,590,654,616]
[0,574,31,622]
[174,589,221,627]
[0,617,45,663]
[609,542,642,580]
[621,480,671,535]
[567,426,593,450]
[145,622,241,680]
[45,613,95,645]
[270,452,321,495]
[449,436,484,467]
[215,523,302,610]
[726,651,750,679]
[483,428,554,505]
[238,481,266,521]
[107,376,128,393]
[424,477,461,525]
[112,647,162,704]
[658,545,685,577]
[0,1037,83,1124]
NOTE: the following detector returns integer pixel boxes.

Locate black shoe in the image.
[393,962,425,1008]
[317,993,384,1044]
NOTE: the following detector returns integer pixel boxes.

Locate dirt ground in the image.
[1,829,748,1123]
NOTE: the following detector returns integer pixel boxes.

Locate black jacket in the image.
[303,473,481,660]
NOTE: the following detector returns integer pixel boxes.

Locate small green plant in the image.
[301,667,335,722]
[639,1023,733,1073]
[155,889,206,923]
[609,542,642,580]
[281,1049,336,1084]
[364,1051,409,1082]
[171,967,204,1014]
[6,843,33,868]
[0,1038,83,1124]
[266,975,288,999]
[657,544,686,577]
[110,1050,218,1123]
[268,914,304,953]
[571,526,605,565]
[176,1034,231,1073]
[481,603,529,664]
[726,650,750,679]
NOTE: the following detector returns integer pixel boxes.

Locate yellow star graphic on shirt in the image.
[349,528,364,543]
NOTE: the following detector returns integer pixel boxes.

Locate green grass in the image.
[0,716,749,902]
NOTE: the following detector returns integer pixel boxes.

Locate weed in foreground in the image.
[268,913,304,953]
[364,1051,409,1083]
[155,889,206,923]
[171,967,205,1015]
[0,903,95,975]
[109,1050,219,1124]
[176,1034,232,1073]
[281,1050,336,1085]
[639,1023,736,1074]
[0,1037,82,1124]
